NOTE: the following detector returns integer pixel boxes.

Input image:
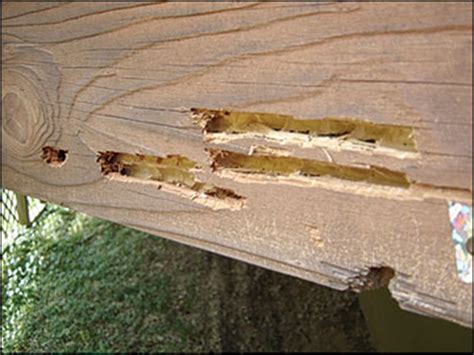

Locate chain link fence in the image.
[2,188,74,349]
[1,189,49,248]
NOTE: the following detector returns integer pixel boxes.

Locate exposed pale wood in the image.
[2,2,472,327]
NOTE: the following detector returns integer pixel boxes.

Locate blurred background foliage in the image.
[2,190,207,352]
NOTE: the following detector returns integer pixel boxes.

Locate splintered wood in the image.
[2,2,472,327]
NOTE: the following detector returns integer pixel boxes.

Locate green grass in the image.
[2,207,208,353]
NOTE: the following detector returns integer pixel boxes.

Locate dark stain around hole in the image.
[352,266,396,292]
[41,147,68,166]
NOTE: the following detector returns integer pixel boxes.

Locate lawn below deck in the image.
[2,207,374,352]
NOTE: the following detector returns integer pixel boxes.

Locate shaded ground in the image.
[199,254,374,352]
[2,208,374,352]
[360,288,473,353]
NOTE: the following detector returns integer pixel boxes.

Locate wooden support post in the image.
[14,192,30,226]
[1,2,472,327]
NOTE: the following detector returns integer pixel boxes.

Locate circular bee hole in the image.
[41,146,68,167]
[465,237,473,255]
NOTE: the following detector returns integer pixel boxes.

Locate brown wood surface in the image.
[1,2,472,327]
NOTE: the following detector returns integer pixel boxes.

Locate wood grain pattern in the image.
[2,2,472,327]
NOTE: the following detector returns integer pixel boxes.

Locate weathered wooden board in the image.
[2,2,472,327]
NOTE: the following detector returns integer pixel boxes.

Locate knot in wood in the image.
[2,42,61,160]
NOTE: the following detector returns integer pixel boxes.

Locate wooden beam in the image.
[2,2,472,327]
